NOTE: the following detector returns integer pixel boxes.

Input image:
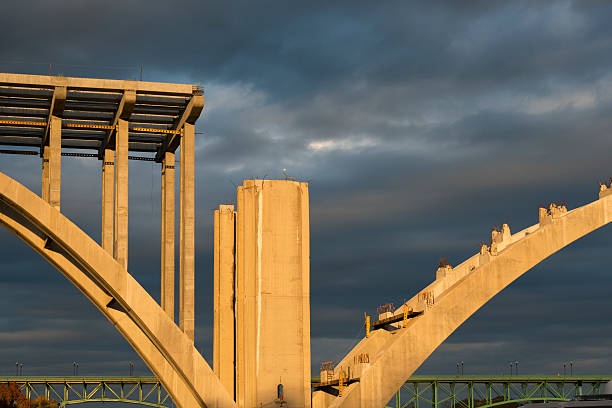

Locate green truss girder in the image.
[387,376,612,408]
[0,377,172,408]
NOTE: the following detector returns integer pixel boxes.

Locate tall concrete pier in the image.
[213,204,236,398]
[214,180,311,408]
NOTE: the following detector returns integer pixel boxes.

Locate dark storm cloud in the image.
[0,0,611,386]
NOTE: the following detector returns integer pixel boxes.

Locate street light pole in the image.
[570,361,573,376]
[563,362,566,377]
[515,361,519,376]
[510,362,513,376]
[461,361,464,376]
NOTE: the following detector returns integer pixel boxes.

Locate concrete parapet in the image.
[539,206,551,226]
[540,203,567,226]
[600,180,612,199]
[491,223,511,253]
[479,243,491,265]
[435,259,452,280]
[549,203,567,218]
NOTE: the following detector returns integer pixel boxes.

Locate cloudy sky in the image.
[0,0,611,381]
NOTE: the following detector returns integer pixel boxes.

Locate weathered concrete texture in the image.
[235,180,311,408]
[213,205,236,398]
[101,149,114,254]
[161,152,175,319]
[114,119,129,269]
[319,191,612,408]
[0,171,237,408]
[41,147,49,202]
[48,116,61,210]
[180,123,196,342]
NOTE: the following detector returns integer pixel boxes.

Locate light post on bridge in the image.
[73,362,79,376]
[515,361,519,376]
[563,362,567,377]
[570,361,574,376]
[455,362,464,376]
[129,361,134,376]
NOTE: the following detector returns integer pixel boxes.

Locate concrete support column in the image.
[48,116,62,210]
[213,204,235,398]
[161,152,175,319]
[234,189,245,407]
[235,179,311,408]
[179,123,195,341]
[41,147,49,201]
[114,119,129,269]
[101,149,114,254]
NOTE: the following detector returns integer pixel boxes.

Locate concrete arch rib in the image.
[0,172,236,408]
[328,193,612,408]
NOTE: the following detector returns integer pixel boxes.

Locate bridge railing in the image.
[386,376,612,408]
[0,377,172,408]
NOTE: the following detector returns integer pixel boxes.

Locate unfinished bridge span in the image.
[314,187,612,408]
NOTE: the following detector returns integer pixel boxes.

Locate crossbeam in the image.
[154,93,203,162]
[98,89,136,157]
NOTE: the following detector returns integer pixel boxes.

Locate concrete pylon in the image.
[232,179,311,408]
[214,204,236,398]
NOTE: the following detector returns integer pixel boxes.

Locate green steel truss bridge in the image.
[0,377,172,408]
[1,376,609,408]
[386,376,612,408]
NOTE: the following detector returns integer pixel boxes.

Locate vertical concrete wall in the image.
[234,180,311,408]
[214,205,236,398]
